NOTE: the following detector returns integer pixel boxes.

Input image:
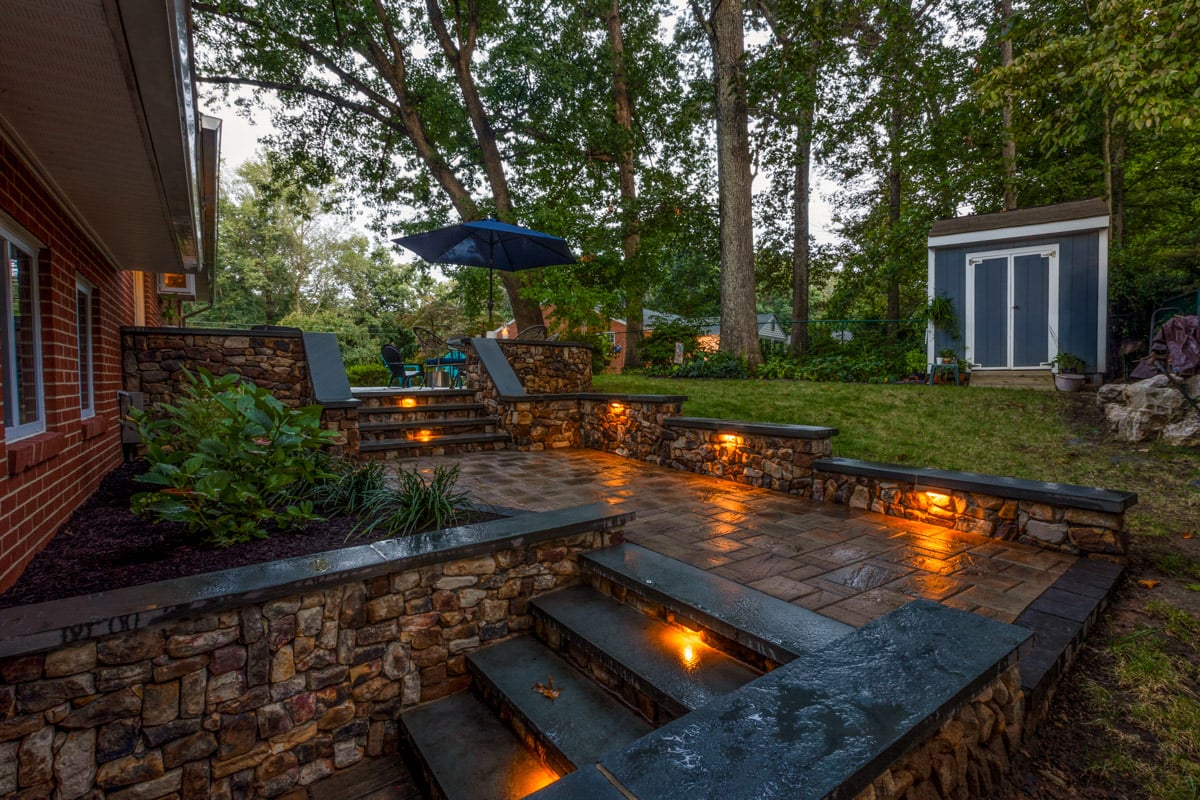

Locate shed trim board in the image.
[1096,228,1109,373]
[927,215,1109,248]
[963,245,1060,370]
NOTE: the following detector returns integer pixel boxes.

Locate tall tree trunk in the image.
[699,0,761,368]
[791,122,812,357]
[1000,0,1017,210]
[1110,124,1126,247]
[886,96,902,338]
[604,0,644,368]
[425,0,545,331]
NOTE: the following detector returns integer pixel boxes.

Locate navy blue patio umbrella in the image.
[393,219,577,327]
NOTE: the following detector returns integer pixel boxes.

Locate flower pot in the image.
[1054,372,1085,392]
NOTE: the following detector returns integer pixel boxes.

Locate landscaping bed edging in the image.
[0,504,630,800]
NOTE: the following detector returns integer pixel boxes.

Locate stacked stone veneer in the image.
[579,398,685,462]
[812,472,1129,556]
[120,327,359,459]
[661,421,834,493]
[854,664,1023,800]
[0,526,619,799]
[494,341,591,394]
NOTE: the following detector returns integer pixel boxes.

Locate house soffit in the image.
[0,0,205,275]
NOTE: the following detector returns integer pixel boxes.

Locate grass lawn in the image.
[595,374,1200,799]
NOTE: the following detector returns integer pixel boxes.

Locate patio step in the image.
[531,585,759,723]
[467,636,654,775]
[351,388,475,410]
[400,690,558,800]
[581,543,853,670]
[358,402,488,423]
[360,417,501,434]
[360,431,511,458]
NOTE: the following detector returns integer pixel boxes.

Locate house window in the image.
[2,224,45,441]
[606,332,617,345]
[77,277,96,419]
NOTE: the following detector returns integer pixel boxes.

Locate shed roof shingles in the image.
[929,198,1108,238]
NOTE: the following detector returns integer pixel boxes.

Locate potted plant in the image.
[938,347,958,364]
[1051,352,1087,392]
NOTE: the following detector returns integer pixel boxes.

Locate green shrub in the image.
[904,349,928,375]
[674,350,750,379]
[641,319,704,370]
[346,363,392,386]
[130,369,338,546]
[757,355,799,380]
[351,466,472,539]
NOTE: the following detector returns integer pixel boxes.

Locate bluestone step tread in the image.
[468,636,654,772]
[531,586,757,714]
[401,691,558,800]
[360,417,498,431]
[360,432,511,451]
[583,543,852,663]
[597,600,1033,800]
[358,402,486,414]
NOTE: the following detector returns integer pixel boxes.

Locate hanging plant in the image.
[925,296,958,336]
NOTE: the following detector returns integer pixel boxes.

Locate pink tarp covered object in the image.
[1130,315,1200,379]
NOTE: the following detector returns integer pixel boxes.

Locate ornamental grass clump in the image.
[129,369,339,546]
[351,465,471,539]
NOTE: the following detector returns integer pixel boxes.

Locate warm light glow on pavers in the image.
[405,449,1077,627]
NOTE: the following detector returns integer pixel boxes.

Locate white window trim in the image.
[964,245,1059,370]
[2,219,46,442]
[77,275,96,420]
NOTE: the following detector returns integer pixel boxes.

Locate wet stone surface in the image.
[597,600,1030,800]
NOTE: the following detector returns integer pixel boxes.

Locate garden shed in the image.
[927,198,1110,386]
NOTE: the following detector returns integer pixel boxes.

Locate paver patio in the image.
[402,448,1077,628]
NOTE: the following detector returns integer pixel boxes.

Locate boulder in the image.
[1101,375,1200,444]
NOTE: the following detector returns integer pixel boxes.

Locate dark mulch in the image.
[0,462,487,609]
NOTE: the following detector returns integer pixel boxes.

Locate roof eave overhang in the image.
[115,0,204,275]
[927,215,1111,249]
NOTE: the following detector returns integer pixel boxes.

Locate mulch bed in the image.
[0,461,488,609]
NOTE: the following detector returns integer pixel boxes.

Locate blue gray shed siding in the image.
[928,226,1106,375]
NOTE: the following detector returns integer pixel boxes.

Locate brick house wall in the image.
[0,137,148,593]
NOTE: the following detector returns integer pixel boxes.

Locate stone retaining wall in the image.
[0,522,621,799]
[855,664,1023,800]
[495,341,591,394]
[120,328,359,460]
[122,328,312,407]
[661,422,834,493]
[579,398,683,462]
[813,473,1128,556]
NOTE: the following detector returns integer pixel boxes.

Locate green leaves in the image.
[349,466,472,540]
[130,369,338,547]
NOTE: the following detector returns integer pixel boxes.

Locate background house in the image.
[0,0,219,592]
[495,309,789,371]
[927,199,1109,387]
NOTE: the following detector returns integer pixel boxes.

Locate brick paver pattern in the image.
[402,449,1076,628]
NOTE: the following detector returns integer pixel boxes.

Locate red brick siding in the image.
[0,136,143,593]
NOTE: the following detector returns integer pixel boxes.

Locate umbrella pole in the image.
[488,269,494,330]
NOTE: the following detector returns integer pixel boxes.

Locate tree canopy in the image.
[195,0,1200,371]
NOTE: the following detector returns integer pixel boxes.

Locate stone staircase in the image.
[353,389,510,458]
[397,543,853,800]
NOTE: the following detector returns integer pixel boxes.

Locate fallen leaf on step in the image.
[1136,579,1160,589]
[1182,532,1194,540]
[533,674,560,701]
